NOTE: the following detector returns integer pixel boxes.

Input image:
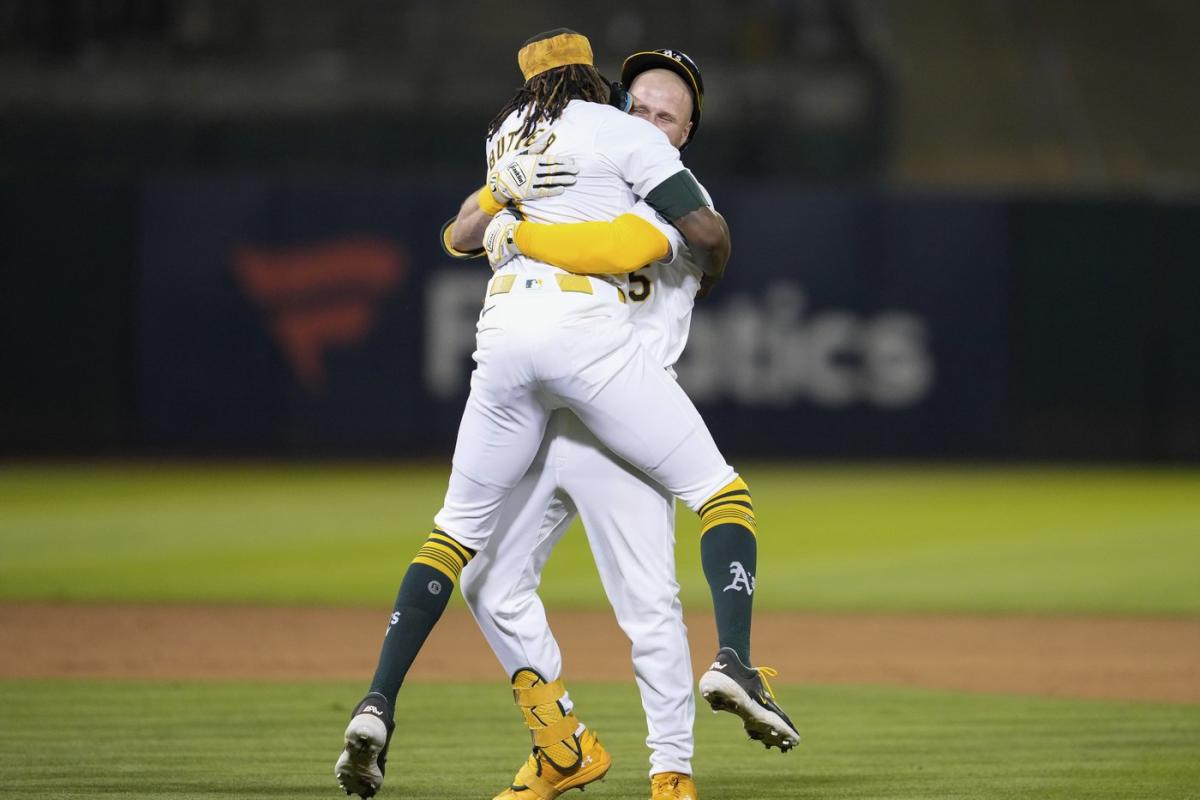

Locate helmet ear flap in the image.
[607,79,632,113]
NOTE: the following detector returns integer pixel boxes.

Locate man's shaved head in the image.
[629,68,694,149]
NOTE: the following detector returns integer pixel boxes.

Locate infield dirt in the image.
[2,604,1197,703]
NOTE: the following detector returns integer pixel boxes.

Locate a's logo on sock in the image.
[722,561,755,595]
[384,610,401,634]
[427,580,443,595]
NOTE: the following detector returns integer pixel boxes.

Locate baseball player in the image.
[446,50,798,800]
[335,30,794,799]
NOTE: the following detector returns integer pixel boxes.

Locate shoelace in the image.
[755,665,780,699]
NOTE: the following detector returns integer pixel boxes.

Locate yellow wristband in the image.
[440,218,485,260]
[477,185,505,216]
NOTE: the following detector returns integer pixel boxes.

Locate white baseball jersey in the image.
[486,99,692,294]
[461,194,714,777]
[625,196,707,369]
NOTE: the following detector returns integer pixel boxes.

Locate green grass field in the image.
[1,680,1197,800]
[1,463,1197,613]
[3,463,1198,798]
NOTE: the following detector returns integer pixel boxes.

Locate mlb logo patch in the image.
[525,278,543,289]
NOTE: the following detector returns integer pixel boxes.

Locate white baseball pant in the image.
[459,409,694,776]
[434,275,735,552]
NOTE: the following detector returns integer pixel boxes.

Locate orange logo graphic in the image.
[233,237,408,391]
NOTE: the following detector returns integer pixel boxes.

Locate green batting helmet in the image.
[620,48,705,149]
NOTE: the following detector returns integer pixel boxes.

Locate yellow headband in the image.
[518,32,593,81]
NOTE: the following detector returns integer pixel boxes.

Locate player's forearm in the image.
[642,171,727,278]
[673,207,730,280]
[450,189,493,252]
[514,213,670,275]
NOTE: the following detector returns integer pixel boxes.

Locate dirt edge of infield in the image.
[1,604,1197,704]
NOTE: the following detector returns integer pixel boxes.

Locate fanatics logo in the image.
[233,238,407,393]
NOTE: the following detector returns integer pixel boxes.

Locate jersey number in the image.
[629,273,651,302]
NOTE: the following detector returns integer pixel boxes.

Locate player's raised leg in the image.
[555,332,798,751]
[694,478,798,751]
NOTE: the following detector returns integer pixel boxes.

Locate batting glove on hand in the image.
[483,211,522,270]
[486,136,578,206]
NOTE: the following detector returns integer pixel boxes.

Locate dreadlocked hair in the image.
[487,63,611,141]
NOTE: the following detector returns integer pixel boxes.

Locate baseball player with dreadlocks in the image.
[335,30,797,800]
[444,49,799,800]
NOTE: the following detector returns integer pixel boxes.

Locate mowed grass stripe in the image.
[0,681,1197,799]
[1,464,1198,613]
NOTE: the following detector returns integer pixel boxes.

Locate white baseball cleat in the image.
[335,692,394,798]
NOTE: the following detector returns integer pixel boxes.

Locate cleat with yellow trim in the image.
[497,667,611,799]
[698,647,800,752]
[510,668,582,771]
[650,771,698,800]
[493,727,611,800]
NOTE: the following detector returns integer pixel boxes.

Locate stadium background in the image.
[1,2,1198,799]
